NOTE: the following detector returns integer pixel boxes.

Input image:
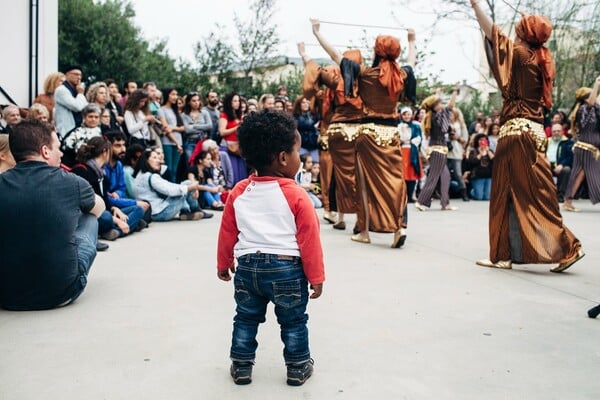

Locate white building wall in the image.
[0,0,58,107]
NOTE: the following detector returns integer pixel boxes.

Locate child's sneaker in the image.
[286,359,314,386]
[230,361,253,385]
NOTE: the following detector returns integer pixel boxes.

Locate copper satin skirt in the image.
[327,124,360,213]
[318,149,333,211]
[354,125,407,233]
[489,119,581,263]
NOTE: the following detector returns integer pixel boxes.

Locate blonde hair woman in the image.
[33,72,65,123]
[0,134,16,173]
[27,103,50,122]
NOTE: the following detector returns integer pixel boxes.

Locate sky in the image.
[129,0,488,86]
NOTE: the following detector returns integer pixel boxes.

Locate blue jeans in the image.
[163,144,181,182]
[231,253,310,365]
[63,214,98,306]
[202,183,221,207]
[152,182,200,221]
[470,178,492,200]
[184,140,199,162]
[306,191,322,208]
[97,205,145,235]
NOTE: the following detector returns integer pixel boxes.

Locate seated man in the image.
[103,131,151,225]
[547,123,573,202]
[0,119,104,310]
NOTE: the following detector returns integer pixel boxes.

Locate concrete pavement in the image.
[1,200,599,400]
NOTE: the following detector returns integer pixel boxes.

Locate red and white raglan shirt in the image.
[217,175,325,285]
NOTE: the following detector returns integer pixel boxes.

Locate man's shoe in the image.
[201,211,214,219]
[415,201,429,211]
[135,219,148,232]
[333,221,346,230]
[96,241,109,252]
[391,228,407,248]
[230,362,253,385]
[476,259,512,269]
[550,249,585,273]
[100,229,120,241]
[287,359,314,386]
[179,211,203,221]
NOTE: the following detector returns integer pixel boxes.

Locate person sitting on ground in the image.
[217,110,324,386]
[72,136,145,241]
[27,103,50,122]
[0,134,16,173]
[61,103,103,167]
[1,105,22,134]
[103,131,151,225]
[188,151,225,210]
[133,148,212,221]
[123,143,145,198]
[0,119,104,310]
[297,154,322,208]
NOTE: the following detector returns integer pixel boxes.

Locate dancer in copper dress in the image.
[470,1,583,272]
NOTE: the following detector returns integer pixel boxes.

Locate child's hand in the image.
[310,283,323,299]
[217,265,236,281]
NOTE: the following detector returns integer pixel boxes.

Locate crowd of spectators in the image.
[0,64,583,310]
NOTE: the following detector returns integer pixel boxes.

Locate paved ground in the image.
[1,200,599,400]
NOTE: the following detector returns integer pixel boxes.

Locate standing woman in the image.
[398,107,423,203]
[124,89,159,148]
[311,19,417,247]
[448,107,470,201]
[293,96,321,162]
[158,88,185,182]
[471,2,582,272]
[33,72,65,123]
[182,93,212,161]
[563,77,600,212]
[219,92,247,184]
[415,87,459,211]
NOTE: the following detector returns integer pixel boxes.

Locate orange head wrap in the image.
[374,35,404,101]
[515,15,555,109]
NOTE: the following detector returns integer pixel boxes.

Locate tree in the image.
[59,0,198,92]
[234,0,281,78]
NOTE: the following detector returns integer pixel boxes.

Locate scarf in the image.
[374,35,403,101]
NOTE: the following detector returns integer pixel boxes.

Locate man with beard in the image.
[203,91,221,142]
[103,131,151,227]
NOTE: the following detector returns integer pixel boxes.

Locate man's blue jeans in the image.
[152,182,200,221]
[231,253,310,365]
[63,214,98,306]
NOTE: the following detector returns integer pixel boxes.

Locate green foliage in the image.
[457,91,501,127]
[58,0,195,92]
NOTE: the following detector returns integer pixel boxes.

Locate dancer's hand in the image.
[297,42,306,57]
[310,283,323,299]
[407,28,416,42]
[310,18,320,33]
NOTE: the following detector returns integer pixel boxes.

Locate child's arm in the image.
[217,184,243,280]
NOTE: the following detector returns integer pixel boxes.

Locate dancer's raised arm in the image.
[448,83,459,110]
[310,18,343,65]
[470,0,493,39]
[406,28,416,68]
[588,75,600,106]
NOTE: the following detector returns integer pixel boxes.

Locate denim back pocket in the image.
[233,276,251,305]
[272,279,302,308]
